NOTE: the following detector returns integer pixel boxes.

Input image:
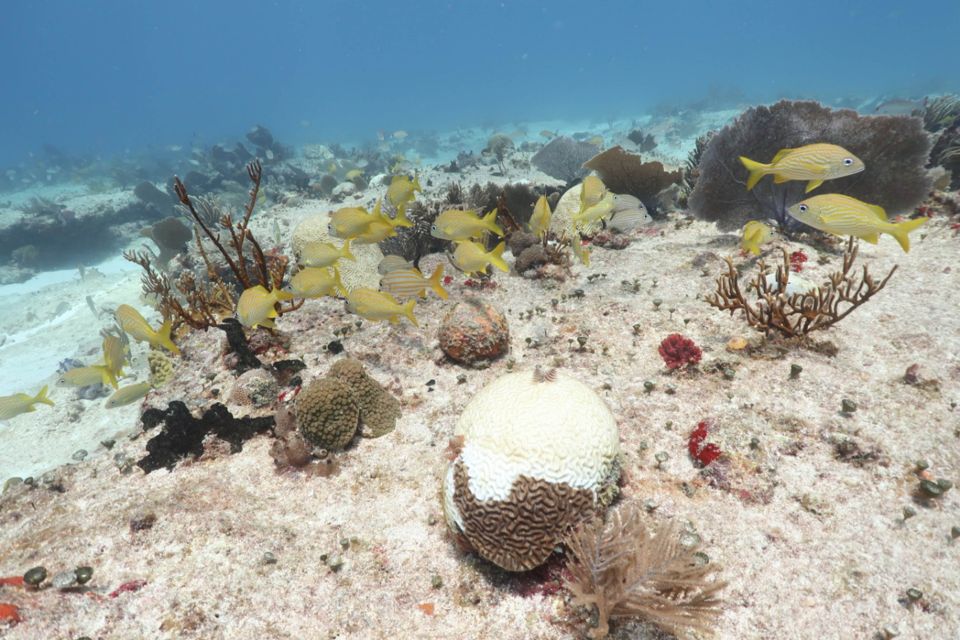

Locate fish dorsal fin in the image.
[771,147,795,163]
[868,204,887,221]
[860,232,880,244]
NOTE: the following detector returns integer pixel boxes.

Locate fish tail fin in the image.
[403,299,419,327]
[489,241,510,273]
[341,238,356,262]
[739,156,770,191]
[483,208,504,237]
[890,216,929,253]
[34,385,54,407]
[156,318,181,355]
[393,203,414,228]
[274,289,295,303]
[99,366,119,390]
[333,267,348,297]
[429,265,449,299]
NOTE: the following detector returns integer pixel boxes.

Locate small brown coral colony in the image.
[294,358,400,450]
[438,298,510,367]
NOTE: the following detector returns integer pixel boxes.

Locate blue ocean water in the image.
[2,0,957,166]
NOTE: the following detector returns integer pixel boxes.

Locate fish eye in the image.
[842,158,854,166]
[798,204,808,212]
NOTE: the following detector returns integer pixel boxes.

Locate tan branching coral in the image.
[705,238,896,338]
[124,159,302,330]
[564,502,726,639]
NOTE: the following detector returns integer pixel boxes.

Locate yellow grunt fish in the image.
[579,175,607,211]
[328,206,380,239]
[345,168,364,180]
[0,386,53,420]
[380,264,449,300]
[452,240,509,275]
[387,174,421,211]
[115,304,180,355]
[236,285,294,329]
[431,209,503,241]
[288,267,345,298]
[573,192,616,229]
[58,364,117,389]
[299,238,355,268]
[378,254,413,274]
[352,219,397,244]
[787,194,928,252]
[105,381,152,409]
[346,288,419,326]
[528,196,552,239]
[739,143,865,193]
[741,220,772,256]
[102,334,127,377]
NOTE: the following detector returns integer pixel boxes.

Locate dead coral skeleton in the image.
[705,238,896,338]
[563,502,725,639]
[124,160,302,330]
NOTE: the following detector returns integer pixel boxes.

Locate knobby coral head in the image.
[658,333,702,369]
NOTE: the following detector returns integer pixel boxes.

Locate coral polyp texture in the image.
[294,358,400,449]
[437,298,510,366]
[442,369,621,572]
[658,333,703,369]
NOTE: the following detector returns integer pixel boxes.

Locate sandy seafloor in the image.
[0,115,958,639]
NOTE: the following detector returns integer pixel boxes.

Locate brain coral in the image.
[295,377,360,450]
[442,369,621,571]
[290,208,381,292]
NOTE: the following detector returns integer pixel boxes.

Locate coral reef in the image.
[564,502,725,639]
[483,134,515,173]
[626,129,657,152]
[291,209,382,290]
[582,146,683,215]
[658,334,703,370]
[531,136,600,182]
[706,238,896,338]
[443,370,621,571]
[438,298,510,366]
[327,358,400,438]
[688,100,933,231]
[137,402,275,473]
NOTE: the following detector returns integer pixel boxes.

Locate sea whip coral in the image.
[658,334,702,369]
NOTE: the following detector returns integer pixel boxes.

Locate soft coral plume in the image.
[564,503,725,639]
[658,334,703,369]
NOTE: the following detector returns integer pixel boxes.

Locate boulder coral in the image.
[438,298,510,366]
[442,369,621,571]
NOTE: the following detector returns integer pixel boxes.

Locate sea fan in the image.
[564,503,725,639]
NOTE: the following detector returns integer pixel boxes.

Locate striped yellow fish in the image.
[452,241,509,275]
[299,238,355,268]
[579,175,607,210]
[573,192,615,229]
[739,143,864,193]
[288,267,345,298]
[116,304,180,355]
[58,365,117,389]
[0,386,53,420]
[378,254,413,274]
[236,285,294,329]
[328,206,380,239]
[741,220,772,256]
[528,196,552,239]
[102,334,127,377]
[787,194,928,252]
[105,381,152,409]
[346,288,419,326]
[387,174,421,211]
[380,265,449,300]
[431,209,503,241]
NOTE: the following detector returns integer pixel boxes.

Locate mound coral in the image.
[658,334,702,370]
[294,358,400,449]
[290,209,381,291]
[564,502,725,639]
[582,146,683,215]
[688,100,933,231]
[438,298,510,366]
[442,369,621,572]
[706,238,895,338]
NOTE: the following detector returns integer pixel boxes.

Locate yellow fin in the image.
[428,265,449,299]
[805,179,824,193]
[488,241,509,273]
[156,318,180,356]
[868,204,887,221]
[860,232,880,244]
[889,216,929,253]
[34,385,54,407]
[403,299,419,327]
[773,173,790,184]
[770,148,795,163]
[739,156,769,191]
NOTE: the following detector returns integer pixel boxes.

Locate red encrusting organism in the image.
[688,420,722,467]
[109,579,147,599]
[789,249,808,272]
[0,603,21,625]
[658,334,702,369]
